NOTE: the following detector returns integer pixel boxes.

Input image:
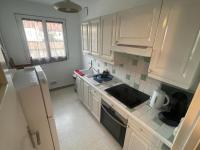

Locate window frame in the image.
[15,14,69,64]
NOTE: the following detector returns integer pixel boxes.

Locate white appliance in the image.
[150,89,170,109]
[13,66,60,150]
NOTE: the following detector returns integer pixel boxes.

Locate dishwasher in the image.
[100,100,127,146]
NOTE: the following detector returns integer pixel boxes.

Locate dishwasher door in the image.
[100,100,127,146]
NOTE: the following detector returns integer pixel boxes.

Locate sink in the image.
[80,69,96,78]
[79,69,101,85]
[85,74,94,78]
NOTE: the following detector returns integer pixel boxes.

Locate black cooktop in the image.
[105,84,150,108]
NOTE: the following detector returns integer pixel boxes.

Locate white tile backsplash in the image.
[82,54,161,96]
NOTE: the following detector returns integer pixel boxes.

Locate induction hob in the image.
[105,84,150,108]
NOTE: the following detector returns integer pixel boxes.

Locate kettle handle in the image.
[163,94,170,106]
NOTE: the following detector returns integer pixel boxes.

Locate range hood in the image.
[111,45,153,57]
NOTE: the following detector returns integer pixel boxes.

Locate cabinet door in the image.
[149,0,200,90]
[76,77,84,101]
[83,82,90,108]
[76,77,81,99]
[115,0,162,47]
[90,18,101,56]
[88,89,93,111]
[123,126,152,150]
[81,22,90,53]
[92,96,101,121]
[101,14,115,61]
[90,89,101,121]
[80,79,84,102]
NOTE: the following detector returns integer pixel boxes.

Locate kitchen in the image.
[0,0,200,150]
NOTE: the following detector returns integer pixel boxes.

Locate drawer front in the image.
[91,88,101,99]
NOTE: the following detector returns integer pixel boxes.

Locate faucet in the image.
[89,60,99,74]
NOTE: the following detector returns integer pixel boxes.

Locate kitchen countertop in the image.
[75,71,175,148]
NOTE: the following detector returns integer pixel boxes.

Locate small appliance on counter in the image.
[93,70,113,83]
[158,84,193,127]
[150,89,170,109]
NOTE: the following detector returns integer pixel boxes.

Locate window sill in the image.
[31,57,67,65]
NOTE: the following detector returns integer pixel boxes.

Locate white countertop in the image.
[75,72,175,148]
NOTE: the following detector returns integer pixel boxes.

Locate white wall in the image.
[0,0,82,89]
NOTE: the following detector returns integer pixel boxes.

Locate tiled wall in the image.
[83,53,161,96]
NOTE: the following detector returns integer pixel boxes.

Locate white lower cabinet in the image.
[90,88,101,121]
[123,122,162,150]
[76,76,84,102]
[76,76,169,150]
[76,76,101,122]
[83,82,90,109]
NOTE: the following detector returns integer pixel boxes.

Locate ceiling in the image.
[25,0,96,6]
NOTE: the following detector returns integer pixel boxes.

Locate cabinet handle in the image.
[27,126,36,148]
[27,126,41,148]
[148,69,152,73]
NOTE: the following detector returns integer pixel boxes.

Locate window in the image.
[16,14,68,64]
[22,19,48,59]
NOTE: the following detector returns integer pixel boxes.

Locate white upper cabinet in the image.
[149,0,200,90]
[115,0,162,47]
[90,18,101,56]
[100,14,115,62]
[81,22,90,53]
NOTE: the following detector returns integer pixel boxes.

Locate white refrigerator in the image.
[13,66,60,150]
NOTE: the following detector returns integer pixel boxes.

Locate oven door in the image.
[100,101,127,146]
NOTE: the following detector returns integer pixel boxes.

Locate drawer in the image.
[90,88,101,99]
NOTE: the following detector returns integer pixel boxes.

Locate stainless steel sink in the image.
[80,69,96,78]
[79,69,101,85]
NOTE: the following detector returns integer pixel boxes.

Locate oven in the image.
[100,100,127,146]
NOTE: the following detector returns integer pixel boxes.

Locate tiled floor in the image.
[51,86,122,150]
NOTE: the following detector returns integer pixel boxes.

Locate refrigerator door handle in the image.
[27,126,36,149]
[35,130,41,145]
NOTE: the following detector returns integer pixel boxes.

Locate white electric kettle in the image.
[150,89,170,109]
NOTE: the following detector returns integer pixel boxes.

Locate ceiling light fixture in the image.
[53,0,82,13]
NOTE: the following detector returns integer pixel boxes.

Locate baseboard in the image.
[50,84,75,91]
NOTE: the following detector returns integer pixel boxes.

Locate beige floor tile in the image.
[51,86,122,150]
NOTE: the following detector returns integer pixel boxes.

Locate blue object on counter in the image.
[93,74,113,83]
